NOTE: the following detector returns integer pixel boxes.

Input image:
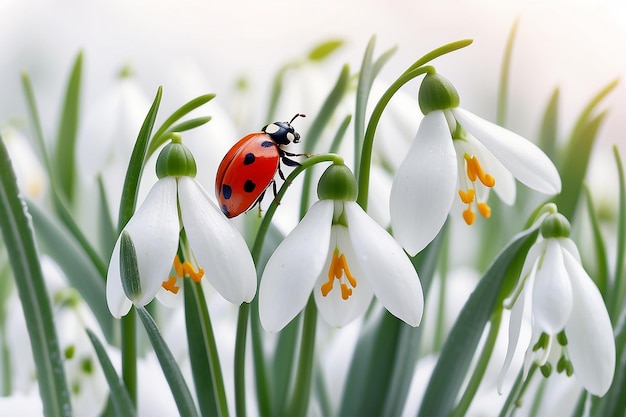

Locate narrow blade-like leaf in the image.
[118,87,162,230]
[0,135,72,417]
[184,279,228,417]
[27,202,112,340]
[55,51,83,203]
[417,226,539,417]
[136,306,199,417]
[86,329,137,417]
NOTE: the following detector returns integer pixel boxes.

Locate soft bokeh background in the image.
[1,0,625,143]
[1,1,625,415]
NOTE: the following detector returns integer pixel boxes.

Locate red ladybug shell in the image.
[215,133,280,218]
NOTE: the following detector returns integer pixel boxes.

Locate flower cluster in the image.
[499,211,615,396]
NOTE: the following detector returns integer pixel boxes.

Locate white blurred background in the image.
[1,0,624,141]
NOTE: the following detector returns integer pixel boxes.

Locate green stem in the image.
[122,308,137,406]
[233,153,343,417]
[356,38,473,210]
[191,281,230,417]
[450,310,502,417]
[497,365,538,417]
[251,153,344,258]
[285,296,318,417]
[234,302,250,417]
[356,66,433,209]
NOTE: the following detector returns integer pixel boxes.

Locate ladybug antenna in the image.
[289,113,306,124]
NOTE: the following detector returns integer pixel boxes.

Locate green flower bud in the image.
[418,73,460,114]
[540,213,571,239]
[156,136,197,179]
[317,164,358,201]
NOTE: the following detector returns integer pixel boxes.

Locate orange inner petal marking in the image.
[321,248,357,300]
[162,255,205,293]
[459,154,496,225]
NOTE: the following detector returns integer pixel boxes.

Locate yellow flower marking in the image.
[321,248,357,300]
[458,154,495,225]
[162,254,205,294]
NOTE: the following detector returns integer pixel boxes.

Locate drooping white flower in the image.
[390,73,561,256]
[259,164,423,332]
[498,212,615,397]
[106,136,256,318]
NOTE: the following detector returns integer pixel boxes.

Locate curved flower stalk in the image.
[259,164,423,332]
[498,212,615,396]
[106,135,256,318]
[390,73,562,256]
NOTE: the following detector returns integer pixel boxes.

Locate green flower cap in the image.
[418,73,460,114]
[317,164,358,201]
[156,135,197,179]
[540,212,571,239]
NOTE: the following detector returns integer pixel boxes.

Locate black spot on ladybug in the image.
[221,205,230,216]
[243,153,255,165]
[244,180,256,193]
[261,141,274,148]
[222,184,232,199]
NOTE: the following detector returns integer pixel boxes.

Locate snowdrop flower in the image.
[390,73,562,256]
[106,135,256,318]
[498,211,615,396]
[259,164,423,332]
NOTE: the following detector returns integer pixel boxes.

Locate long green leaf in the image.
[146,93,215,158]
[583,185,609,299]
[86,329,136,417]
[21,67,107,278]
[27,202,112,340]
[381,227,446,416]
[184,279,228,417]
[117,87,162,230]
[538,88,560,161]
[55,51,83,203]
[97,175,117,260]
[0,135,71,417]
[417,226,540,417]
[136,306,200,417]
[496,18,519,126]
[611,145,626,318]
[555,80,617,220]
[21,71,52,175]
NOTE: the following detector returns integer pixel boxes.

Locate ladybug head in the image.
[262,113,305,146]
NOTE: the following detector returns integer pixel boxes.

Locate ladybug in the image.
[216,114,306,218]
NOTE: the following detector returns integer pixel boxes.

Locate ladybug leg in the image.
[281,156,301,168]
[282,150,311,158]
[253,189,267,217]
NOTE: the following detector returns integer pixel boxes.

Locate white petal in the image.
[498,277,531,393]
[519,240,546,285]
[454,133,517,205]
[389,110,457,256]
[259,200,334,332]
[345,202,424,326]
[532,239,573,334]
[559,237,582,263]
[178,177,257,304]
[563,249,615,396]
[452,108,561,195]
[313,226,374,327]
[106,177,180,317]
